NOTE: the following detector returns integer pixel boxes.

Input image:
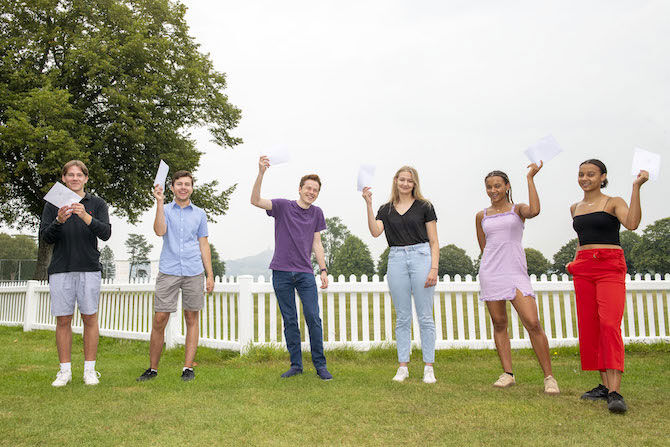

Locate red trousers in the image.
[568,248,627,372]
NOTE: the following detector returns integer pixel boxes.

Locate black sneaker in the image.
[181,368,195,382]
[607,392,628,414]
[280,367,303,378]
[316,367,333,381]
[580,384,609,401]
[136,368,157,382]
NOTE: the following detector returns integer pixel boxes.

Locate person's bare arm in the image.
[312,232,328,289]
[475,211,486,252]
[153,185,167,236]
[199,237,214,293]
[424,220,439,288]
[250,156,273,211]
[616,170,648,230]
[517,161,542,219]
[362,187,384,237]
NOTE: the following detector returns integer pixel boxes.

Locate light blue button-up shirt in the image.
[158,201,208,276]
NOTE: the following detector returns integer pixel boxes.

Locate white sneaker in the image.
[392,366,409,382]
[52,370,72,387]
[423,365,437,384]
[83,369,101,385]
[493,372,516,388]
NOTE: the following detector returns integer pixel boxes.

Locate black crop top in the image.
[572,212,620,246]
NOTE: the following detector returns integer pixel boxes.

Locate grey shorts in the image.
[155,272,205,313]
[49,271,102,317]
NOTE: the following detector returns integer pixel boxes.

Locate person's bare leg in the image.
[486,301,513,373]
[149,312,170,369]
[183,310,199,368]
[599,371,609,389]
[606,369,622,392]
[55,315,73,363]
[511,291,552,377]
[81,313,99,361]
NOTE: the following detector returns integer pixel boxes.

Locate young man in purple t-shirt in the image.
[251,156,332,380]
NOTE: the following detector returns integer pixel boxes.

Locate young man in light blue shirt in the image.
[137,170,214,382]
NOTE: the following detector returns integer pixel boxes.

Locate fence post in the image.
[238,275,254,354]
[23,280,39,332]
[164,289,182,349]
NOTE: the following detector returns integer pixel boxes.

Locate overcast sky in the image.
[12,1,670,264]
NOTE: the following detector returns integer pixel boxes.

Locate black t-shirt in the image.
[39,193,112,275]
[376,200,437,247]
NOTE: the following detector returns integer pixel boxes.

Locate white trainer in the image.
[52,370,72,387]
[83,369,101,386]
[423,365,437,384]
[392,366,409,382]
[493,372,516,388]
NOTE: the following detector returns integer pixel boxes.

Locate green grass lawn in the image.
[1,326,669,446]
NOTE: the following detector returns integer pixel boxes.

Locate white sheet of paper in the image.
[631,147,661,181]
[153,160,169,190]
[357,164,376,191]
[43,182,83,209]
[265,145,291,166]
[524,134,563,165]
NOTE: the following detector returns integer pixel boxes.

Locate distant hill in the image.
[224,248,273,280]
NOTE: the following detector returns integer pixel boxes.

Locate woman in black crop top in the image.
[362,166,439,384]
[567,159,648,414]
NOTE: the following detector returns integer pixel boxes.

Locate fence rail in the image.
[1,274,669,354]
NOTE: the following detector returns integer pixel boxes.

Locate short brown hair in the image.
[172,170,194,185]
[62,160,89,177]
[299,174,321,189]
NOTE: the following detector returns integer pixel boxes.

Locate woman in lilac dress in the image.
[475,162,559,394]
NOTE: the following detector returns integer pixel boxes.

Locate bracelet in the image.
[430,267,438,270]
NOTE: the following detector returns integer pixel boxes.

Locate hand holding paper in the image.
[631,148,660,181]
[357,164,376,192]
[153,160,169,190]
[524,135,563,165]
[44,182,83,209]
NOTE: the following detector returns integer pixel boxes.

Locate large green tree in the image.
[620,230,642,275]
[524,248,551,277]
[125,233,152,281]
[438,244,474,278]
[210,244,226,279]
[330,235,375,279]
[0,0,241,278]
[551,238,579,275]
[312,217,351,273]
[377,247,390,277]
[99,245,116,280]
[632,217,670,275]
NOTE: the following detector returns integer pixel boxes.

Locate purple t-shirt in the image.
[266,199,327,273]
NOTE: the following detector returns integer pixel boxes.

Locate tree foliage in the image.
[377,247,390,277]
[100,245,116,280]
[125,233,152,281]
[438,244,474,278]
[210,244,226,279]
[632,217,670,275]
[330,235,375,279]
[0,233,38,280]
[619,230,642,275]
[551,238,579,275]
[0,0,241,277]
[312,217,351,273]
[524,248,551,277]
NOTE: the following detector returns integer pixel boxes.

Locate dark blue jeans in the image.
[272,270,327,369]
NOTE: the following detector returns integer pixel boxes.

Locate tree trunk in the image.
[34,238,53,280]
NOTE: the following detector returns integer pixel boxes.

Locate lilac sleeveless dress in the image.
[478,205,535,301]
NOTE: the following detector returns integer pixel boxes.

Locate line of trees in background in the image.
[314,216,670,279]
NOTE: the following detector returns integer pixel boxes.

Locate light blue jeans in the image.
[387,242,436,363]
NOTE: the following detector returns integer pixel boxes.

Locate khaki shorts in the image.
[155,272,205,312]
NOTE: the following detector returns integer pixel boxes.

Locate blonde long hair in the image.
[389,166,430,205]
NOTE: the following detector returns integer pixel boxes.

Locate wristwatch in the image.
[320,268,328,273]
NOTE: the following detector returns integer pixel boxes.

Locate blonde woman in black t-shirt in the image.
[363,166,439,383]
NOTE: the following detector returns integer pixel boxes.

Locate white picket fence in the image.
[1,274,669,354]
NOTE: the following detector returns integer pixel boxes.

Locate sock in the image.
[183,366,193,372]
[60,362,71,373]
[84,360,96,371]
[505,372,514,377]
